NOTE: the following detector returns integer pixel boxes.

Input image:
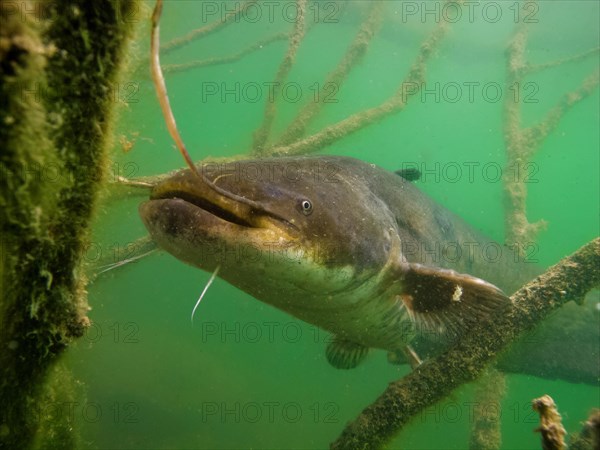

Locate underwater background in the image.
[68,1,598,449]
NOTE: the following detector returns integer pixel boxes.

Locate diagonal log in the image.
[331,238,600,450]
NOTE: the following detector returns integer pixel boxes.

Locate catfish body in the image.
[140,156,530,367]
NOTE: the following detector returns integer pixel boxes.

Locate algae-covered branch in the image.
[0,1,137,448]
[331,238,600,449]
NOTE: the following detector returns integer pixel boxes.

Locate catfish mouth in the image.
[150,189,256,228]
[146,172,299,232]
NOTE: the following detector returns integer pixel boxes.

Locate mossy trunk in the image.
[0,1,138,448]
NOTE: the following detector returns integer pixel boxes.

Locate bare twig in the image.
[331,238,599,450]
[150,0,198,175]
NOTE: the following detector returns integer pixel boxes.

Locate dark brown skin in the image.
[139,156,535,367]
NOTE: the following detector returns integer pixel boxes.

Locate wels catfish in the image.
[139,156,529,369]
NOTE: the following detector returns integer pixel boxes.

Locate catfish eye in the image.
[299,199,313,215]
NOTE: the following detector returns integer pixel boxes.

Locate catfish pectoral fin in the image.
[325,337,369,370]
[397,263,511,337]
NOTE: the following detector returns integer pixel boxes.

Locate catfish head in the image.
[139,156,399,306]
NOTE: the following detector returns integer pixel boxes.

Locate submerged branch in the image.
[532,395,567,450]
[272,1,384,149]
[526,69,600,151]
[503,66,599,245]
[0,1,137,448]
[266,16,451,156]
[163,32,289,74]
[524,47,599,75]
[569,409,600,450]
[502,1,599,246]
[160,0,258,55]
[252,0,307,153]
[468,370,505,450]
[331,238,600,450]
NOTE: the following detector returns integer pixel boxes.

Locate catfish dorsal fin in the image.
[396,263,511,337]
[394,168,421,182]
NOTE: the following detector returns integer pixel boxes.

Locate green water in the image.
[68,1,599,449]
